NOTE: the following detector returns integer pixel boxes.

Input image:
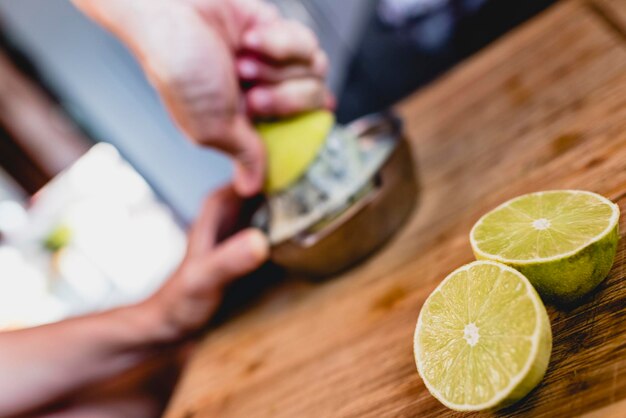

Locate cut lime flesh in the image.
[470,190,620,303]
[414,261,552,411]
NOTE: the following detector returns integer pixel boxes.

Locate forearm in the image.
[72,0,135,29]
[0,190,269,416]
[0,303,164,416]
[71,0,157,56]
[71,0,215,80]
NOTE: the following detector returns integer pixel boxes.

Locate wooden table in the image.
[165,1,626,417]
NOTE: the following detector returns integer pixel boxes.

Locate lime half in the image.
[256,111,334,194]
[414,260,552,411]
[470,190,620,303]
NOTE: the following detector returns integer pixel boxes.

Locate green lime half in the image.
[414,260,552,411]
[470,190,620,303]
[256,110,334,194]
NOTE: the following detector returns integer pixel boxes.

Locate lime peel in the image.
[470,190,620,303]
[256,111,335,194]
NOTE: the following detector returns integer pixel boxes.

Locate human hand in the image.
[74,0,333,196]
[142,185,269,342]
[0,186,266,417]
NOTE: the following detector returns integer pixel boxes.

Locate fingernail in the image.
[238,59,258,79]
[243,31,261,49]
[251,88,272,110]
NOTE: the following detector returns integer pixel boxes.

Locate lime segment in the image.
[414,261,552,411]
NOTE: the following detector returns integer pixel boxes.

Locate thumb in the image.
[228,117,267,197]
[185,228,269,295]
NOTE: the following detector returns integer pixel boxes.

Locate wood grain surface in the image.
[591,0,626,34]
[165,1,626,417]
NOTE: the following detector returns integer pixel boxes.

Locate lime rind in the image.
[414,260,552,411]
[470,190,620,303]
[256,111,335,194]
[498,224,619,302]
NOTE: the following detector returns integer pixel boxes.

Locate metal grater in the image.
[252,112,418,277]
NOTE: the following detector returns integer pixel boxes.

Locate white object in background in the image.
[55,248,114,315]
[0,247,67,329]
[0,167,26,203]
[5,143,187,324]
[0,201,28,237]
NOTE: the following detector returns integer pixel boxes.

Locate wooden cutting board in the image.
[165,1,626,417]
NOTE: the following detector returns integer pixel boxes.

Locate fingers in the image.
[246,79,334,117]
[186,186,242,258]
[237,20,330,119]
[176,114,266,197]
[158,228,268,337]
[237,50,328,83]
[136,13,267,195]
[242,20,319,63]
[185,229,269,295]
[228,117,267,196]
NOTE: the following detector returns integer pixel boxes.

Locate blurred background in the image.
[0,0,554,329]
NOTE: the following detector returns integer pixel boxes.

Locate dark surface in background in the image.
[0,25,56,103]
[210,263,287,328]
[0,26,95,194]
[337,0,557,123]
[0,127,48,194]
[0,28,56,193]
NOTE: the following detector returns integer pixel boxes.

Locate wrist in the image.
[112,297,180,347]
[102,298,175,352]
